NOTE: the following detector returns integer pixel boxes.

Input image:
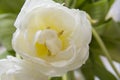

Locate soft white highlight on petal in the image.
[106,0,120,22]
[0,56,48,80]
[12,0,92,76]
[14,0,60,29]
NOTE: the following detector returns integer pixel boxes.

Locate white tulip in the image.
[12,0,92,76]
[106,0,120,22]
[0,56,48,80]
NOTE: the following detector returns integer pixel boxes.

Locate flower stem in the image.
[92,27,120,78]
[66,71,75,80]
[63,71,75,80]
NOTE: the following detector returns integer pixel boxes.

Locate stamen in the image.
[46,27,50,29]
[58,30,64,36]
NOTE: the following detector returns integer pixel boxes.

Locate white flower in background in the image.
[12,0,92,76]
[106,0,120,22]
[0,56,48,80]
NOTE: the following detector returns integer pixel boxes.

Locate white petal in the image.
[12,29,35,56]
[20,45,89,76]
[0,56,48,80]
[106,0,120,22]
[15,0,59,29]
[70,10,92,49]
[12,0,92,77]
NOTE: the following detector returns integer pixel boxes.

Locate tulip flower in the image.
[12,0,92,77]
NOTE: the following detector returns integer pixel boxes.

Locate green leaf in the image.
[108,0,115,7]
[81,0,109,25]
[90,52,117,80]
[81,52,117,80]
[91,20,120,62]
[53,0,64,4]
[0,0,24,14]
[50,77,63,80]
[75,0,85,8]
[81,59,94,80]
[0,14,16,50]
[0,50,15,59]
[64,0,73,8]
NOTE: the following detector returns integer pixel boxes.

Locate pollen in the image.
[34,27,70,59]
[35,42,49,58]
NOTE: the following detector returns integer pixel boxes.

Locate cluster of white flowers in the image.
[0,0,92,80]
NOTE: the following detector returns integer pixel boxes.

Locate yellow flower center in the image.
[34,26,70,59]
